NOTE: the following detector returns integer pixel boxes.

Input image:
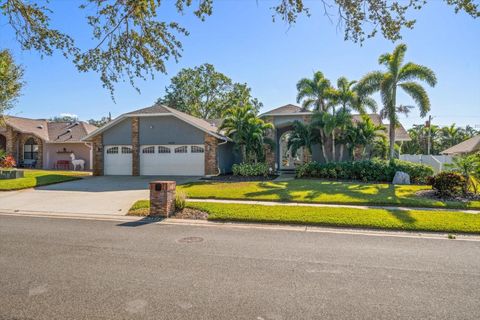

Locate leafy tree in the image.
[220,105,273,163]
[357,44,437,159]
[287,120,321,158]
[50,115,78,123]
[157,64,260,119]
[1,1,477,97]
[88,115,111,127]
[0,49,24,115]
[440,123,465,149]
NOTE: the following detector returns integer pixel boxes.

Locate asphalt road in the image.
[1,215,479,320]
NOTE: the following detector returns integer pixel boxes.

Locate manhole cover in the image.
[177,237,204,243]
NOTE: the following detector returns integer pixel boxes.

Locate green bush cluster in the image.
[296,159,434,184]
[232,163,270,177]
[175,191,187,210]
[429,172,466,198]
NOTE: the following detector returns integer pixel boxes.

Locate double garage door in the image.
[104,145,205,176]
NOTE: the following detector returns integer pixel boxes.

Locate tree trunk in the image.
[389,87,397,160]
[319,129,329,163]
[332,131,336,162]
[339,144,344,162]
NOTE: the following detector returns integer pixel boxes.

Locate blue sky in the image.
[1,0,479,129]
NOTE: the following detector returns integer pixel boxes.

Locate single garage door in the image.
[140,145,205,176]
[104,145,133,175]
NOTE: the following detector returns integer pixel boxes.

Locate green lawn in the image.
[178,180,480,209]
[0,169,90,191]
[129,200,480,234]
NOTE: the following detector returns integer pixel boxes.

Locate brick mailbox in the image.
[149,181,176,217]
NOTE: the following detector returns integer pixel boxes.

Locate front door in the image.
[279,131,303,170]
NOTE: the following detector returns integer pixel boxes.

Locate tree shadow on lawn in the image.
[243,181,294,202]
[386,208,417,224]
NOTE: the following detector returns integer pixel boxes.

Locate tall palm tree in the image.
[328,77,377,114]
[441,123,463,149]
[296,71,333,111]
[358,44,437,159]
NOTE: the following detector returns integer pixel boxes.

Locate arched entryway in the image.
[279,131,303,170]
[0,134,6,152]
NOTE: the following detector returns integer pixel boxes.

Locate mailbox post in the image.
[149,181,176,217]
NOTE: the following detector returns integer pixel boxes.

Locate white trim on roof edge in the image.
[82,113,229,142]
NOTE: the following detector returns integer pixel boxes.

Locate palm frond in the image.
[399,62,437,87]
[398,82,431,117]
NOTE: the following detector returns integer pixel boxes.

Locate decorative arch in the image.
[279,131,303,170]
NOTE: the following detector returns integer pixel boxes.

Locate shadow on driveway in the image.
[36,175,201,192]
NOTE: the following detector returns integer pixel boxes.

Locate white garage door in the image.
[140,145,205,176]
[104,145,132,175]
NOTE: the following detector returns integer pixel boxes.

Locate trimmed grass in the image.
[129,200,480,234]
[178,179,480,209]
[0,169,90,191]
[129,200,150,216]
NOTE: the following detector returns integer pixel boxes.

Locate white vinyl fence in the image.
[399,154,454,173]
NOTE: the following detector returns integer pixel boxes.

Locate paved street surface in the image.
[0,176,198,215]
[1,215,479,319]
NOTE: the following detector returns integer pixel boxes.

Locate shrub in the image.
[175,191,187,210]
[430,172,465,198]
[232,163,270,177]
[0,155,16,169]
[296,159,433,184]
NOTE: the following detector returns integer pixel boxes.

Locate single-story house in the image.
[0,116,97,170]
[82,103,410,176]
[441,135,480,155]
[82,105,237,176]
[260,104,410,170]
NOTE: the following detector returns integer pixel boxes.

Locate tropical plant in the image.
[220,105,273,164]
[287,120,321,158]
[328,77,377,114]
[0,154,16,169]
[357,44,437,159]
[446,153,480,194]
[296,71,332,111]
[354,115,386,158]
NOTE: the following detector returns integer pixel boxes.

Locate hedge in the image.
[232,163,271,177]
[296,159,434,184]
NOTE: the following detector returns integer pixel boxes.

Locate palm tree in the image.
[287,120,321,159]
[441,124,463,149]
[354,115,386,158]
[328,77,377,114]
[296,71,333,111]
[220,105,273,163]
[358,44,437,159]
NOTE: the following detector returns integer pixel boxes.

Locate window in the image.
[142,146,155,154]
[122,146,132,154]
[191,146,204,153]
[174,146,188,153]
[106,147,118,154]
[23,138,39,160]
[158,146,171,154]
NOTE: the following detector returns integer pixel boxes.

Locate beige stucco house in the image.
[0,116,97,170]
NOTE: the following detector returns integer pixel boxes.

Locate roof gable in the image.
[441,135,480,155]
[261,104,310,116]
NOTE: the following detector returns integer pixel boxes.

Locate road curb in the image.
[1,209,480,242]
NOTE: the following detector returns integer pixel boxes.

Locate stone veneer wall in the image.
[263,116,276,170]
[92,134,104,176]
[204,134,218,176]
[131,117,140,176]
[5,126,18,159]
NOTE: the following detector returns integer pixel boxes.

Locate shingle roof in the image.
[5,116,97,143]
[441,135,480,155]
[261,104,310,116]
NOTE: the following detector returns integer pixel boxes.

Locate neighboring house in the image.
[0,116,97,169]
[441,135,480,155]
[260,104,411,170]
[82,105,236,176]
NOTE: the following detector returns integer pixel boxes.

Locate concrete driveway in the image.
[0,176,199,215]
